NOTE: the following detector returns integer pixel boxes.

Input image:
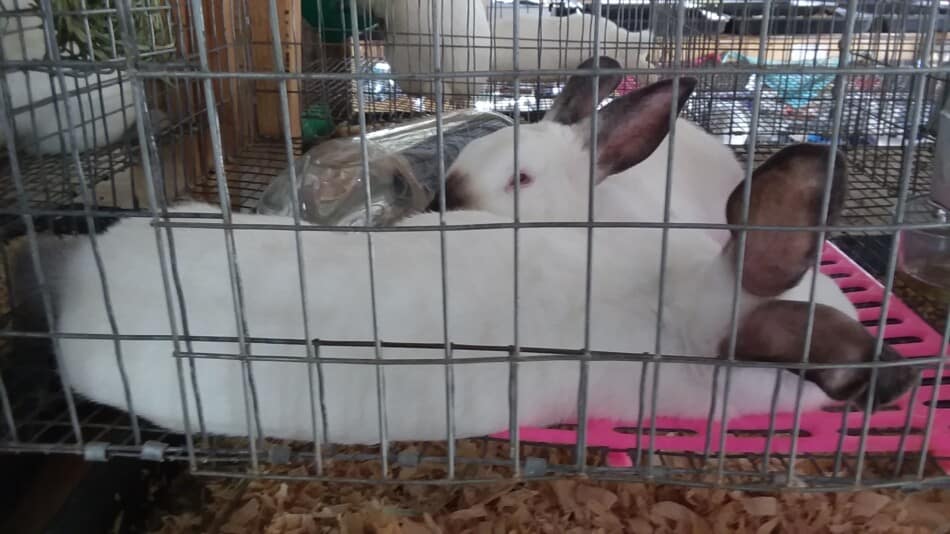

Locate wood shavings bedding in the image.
[151,463,950,534]
[147,440,950,534]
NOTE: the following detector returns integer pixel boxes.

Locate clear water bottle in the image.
[898,100,950,293]
[256,110,514,226]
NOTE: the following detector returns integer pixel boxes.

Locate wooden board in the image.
[250,0,303,139]
[166,0,212,186]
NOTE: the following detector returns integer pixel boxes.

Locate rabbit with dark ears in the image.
[8,152,914,445]
[6,71,915,446]
[444,56,701,220]
[442,56,848,317]
[444,56,755,247]
[586,137,919,410]
[710,144,917,409]
[444,57,918,410]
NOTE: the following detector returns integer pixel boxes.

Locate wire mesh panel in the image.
[0,0,949,493]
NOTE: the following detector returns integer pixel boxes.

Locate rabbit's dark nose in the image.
[851,346,921,412]
[816,346,921,412]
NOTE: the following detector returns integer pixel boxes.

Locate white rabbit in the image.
[445,56,859,323]
[360,0,652,101]
[10,111,916,444]
[437,62,918,410]
[1,0,46,62]
[360,0,493,101]
[1,68,136,155]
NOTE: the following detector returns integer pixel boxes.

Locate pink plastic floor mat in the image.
[491,242,950,471]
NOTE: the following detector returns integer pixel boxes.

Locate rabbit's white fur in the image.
[597,122,857,319]
[1,0,46,62]
[448,101,858,323]
[1,69,135,154]
[13,66,890,446]
[361,1,651,99]
[23,201,831,444]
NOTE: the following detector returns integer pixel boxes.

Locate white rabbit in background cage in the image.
[359,0,653,101]
[444,56,858,320]
[0,1,138,155]
[0,68,137,155]
[8,68,917,444]
[488,10,654,77]
[1,0,46,62]
[358,0,493,100]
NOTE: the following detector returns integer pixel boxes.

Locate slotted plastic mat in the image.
[492,242,950,471]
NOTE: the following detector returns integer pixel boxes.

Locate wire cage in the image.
[0,0,949,494]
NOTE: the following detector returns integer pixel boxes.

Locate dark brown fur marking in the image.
[593,77,698,178]
[546,56,625,126]
[721,300,919,411]
[726,144,848,297]
[429,169,470,212]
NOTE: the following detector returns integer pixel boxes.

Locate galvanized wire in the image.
[713,0,774,484]
[784,0,862,488]
[185,0,262,472]
[113,0,202,469]
[853,0,945,486]
[265,0,325,476]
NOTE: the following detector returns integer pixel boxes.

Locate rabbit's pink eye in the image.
[506,172,534,192]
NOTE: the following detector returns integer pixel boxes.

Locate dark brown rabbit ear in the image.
[589,76,697,181]
[725,144,848,298]
[545,56,624,125]
[722,300,919,411]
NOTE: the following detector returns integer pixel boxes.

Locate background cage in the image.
[0,0,949,500]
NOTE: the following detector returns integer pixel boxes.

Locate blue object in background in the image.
[721,52,838,109]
